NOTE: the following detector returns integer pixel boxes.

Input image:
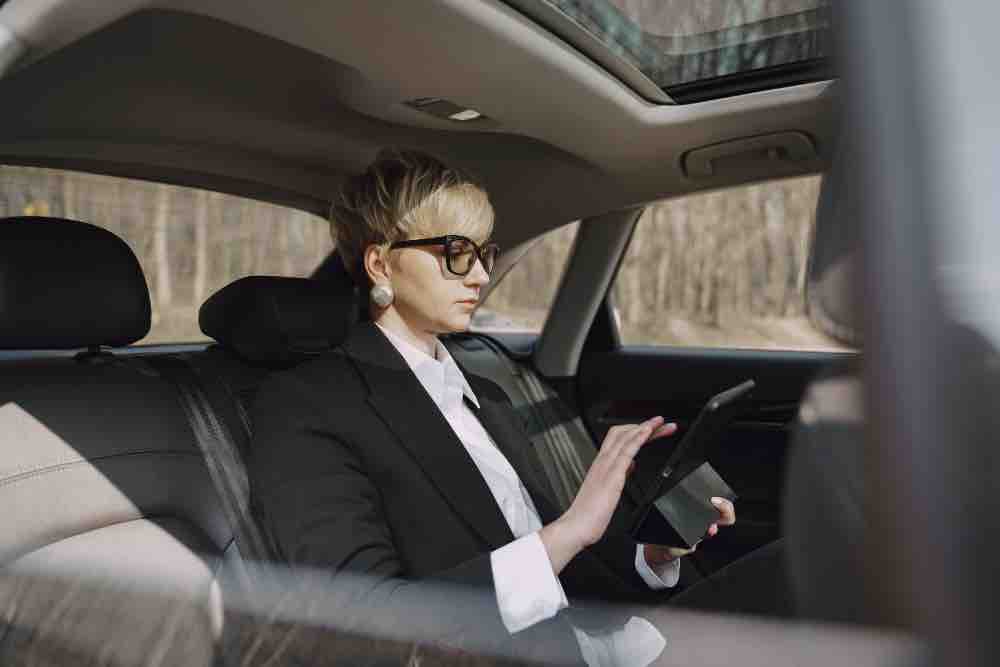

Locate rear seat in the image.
[192,274,358,459]
[0,218,238,655]
[0,216,646,661]
[190,270,587,525]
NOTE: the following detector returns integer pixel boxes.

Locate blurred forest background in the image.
[0,166,333,343]
[1,165,840,350]
[479,174,841,350]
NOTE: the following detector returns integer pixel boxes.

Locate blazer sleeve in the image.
[248,371,508,651]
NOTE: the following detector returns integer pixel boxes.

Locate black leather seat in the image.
[0,217,238,656]
[192,274,358,460]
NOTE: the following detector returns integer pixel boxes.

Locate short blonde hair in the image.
[329,149,495,287]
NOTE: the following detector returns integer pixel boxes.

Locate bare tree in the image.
[153,184,172,309]
[193,189,210,305]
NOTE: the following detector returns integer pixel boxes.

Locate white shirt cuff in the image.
[634,544,681,590]
[490,532,569,634]
[572,616,667,667]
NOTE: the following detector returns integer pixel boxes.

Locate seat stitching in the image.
[8,514,224,568]
[0,451,202,489]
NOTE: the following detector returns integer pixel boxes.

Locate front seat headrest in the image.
[0,217,151,349]
[199,276,357,364]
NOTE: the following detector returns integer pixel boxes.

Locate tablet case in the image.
[630,461,737,548]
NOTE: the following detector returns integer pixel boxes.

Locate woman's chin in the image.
[441,313,472,333]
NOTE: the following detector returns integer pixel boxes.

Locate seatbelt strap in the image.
[444,333,598,511]
[149,354,276,564]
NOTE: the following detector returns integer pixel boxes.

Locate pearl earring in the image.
[371,283,394,308]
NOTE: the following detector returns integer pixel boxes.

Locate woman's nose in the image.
[465,257,490,285]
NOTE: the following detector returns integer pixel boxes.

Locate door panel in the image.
[577,343,855,574]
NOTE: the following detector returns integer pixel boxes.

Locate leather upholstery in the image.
[0,219,235,650]
[0,217,151,349]
[0,359,231,565]
[199,276,356,364]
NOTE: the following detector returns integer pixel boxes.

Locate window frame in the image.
[602,173,841,353]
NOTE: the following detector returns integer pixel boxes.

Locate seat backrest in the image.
[194,274,358,455]
[0,217,236,647]
[195,273,592,516]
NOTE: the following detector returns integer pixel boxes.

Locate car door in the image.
[572,175,855,575]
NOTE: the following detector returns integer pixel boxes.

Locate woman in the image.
[249,149,736,665]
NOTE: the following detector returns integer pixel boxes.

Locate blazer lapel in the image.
[342,322,515,549]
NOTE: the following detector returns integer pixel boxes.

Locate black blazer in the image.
[249,321,661,660]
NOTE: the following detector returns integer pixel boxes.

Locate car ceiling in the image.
[0,0,835,251]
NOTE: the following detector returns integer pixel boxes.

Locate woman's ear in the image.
[363,243,391,285]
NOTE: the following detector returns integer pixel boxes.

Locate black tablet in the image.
[630,379,754,547]
[654,379,754,496]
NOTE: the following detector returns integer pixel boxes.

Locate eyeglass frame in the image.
[388,234,500,277]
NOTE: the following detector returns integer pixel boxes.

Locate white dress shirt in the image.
[375,323,677,666]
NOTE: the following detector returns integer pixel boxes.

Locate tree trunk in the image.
[193,190,210,304]
[61,172,76,220]
[153,184,172,308]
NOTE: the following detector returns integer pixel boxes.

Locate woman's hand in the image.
[642,497,737,566]
[539,416,677,574]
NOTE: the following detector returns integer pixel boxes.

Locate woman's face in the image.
[383,234,491,335]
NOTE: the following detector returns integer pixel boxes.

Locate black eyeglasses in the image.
[389,234,500,277]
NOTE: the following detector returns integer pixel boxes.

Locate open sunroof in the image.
[522,0,831,103]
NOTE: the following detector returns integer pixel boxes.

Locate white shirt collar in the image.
[375,322,480,411]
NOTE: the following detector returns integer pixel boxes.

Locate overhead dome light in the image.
[405,97,487,122]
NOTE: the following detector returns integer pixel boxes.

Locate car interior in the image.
[0,1,933,665]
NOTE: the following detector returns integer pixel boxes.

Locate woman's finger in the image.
[711,497,736,525]
[595,423,640,462]
[648,422,678,441]
[617,420,674,464]
[612,424,655,463]
[606,417,659,452]
[603,421,645,449]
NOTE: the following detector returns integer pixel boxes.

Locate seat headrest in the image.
[0,217,151,349]
[199,276,358,364]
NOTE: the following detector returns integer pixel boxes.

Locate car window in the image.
[1,165,333,345]
[534,0,830,96]
[610,175,848,350]
[470,221,579,334]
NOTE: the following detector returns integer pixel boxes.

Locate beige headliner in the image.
[0,0,834,250]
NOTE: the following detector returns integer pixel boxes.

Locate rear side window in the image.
[1,165,333,344]
[471,221,580,334]
[610,175,849,350]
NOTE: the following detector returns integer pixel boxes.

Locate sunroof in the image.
[532,0,831,102]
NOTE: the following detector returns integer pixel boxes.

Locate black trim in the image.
[667,59,833,104]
